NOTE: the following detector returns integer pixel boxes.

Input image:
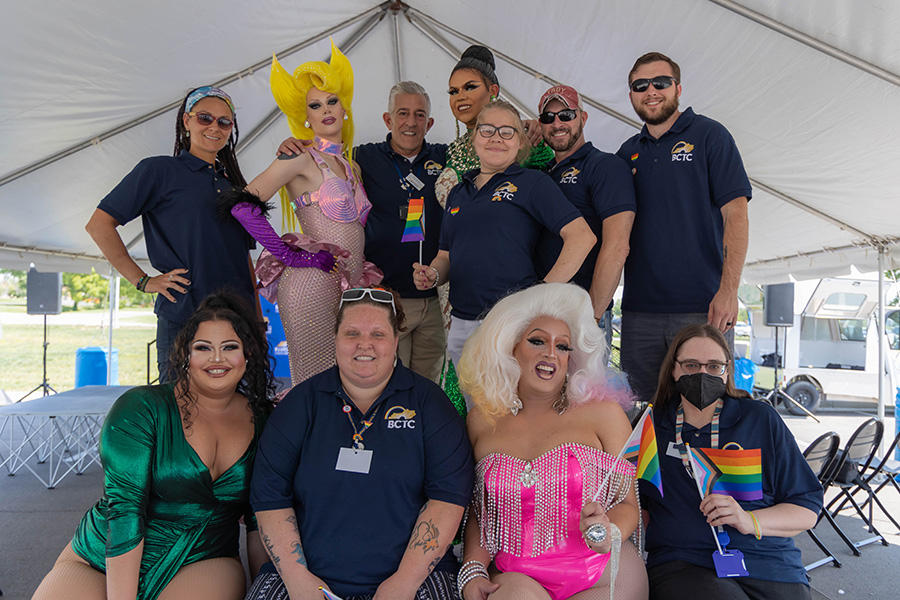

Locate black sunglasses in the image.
[187,111,234,130]
[538,109,579,124]
[630,76,677,93]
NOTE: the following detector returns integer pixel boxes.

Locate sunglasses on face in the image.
[187,112,234,130]
[339,288,396,314]
[476,124,517,140]
[538,109,579,124]
[629,76,678,93]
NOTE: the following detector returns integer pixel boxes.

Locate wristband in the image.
[429,266,440,289]
[748,511,762,539]
[136,274,150,292]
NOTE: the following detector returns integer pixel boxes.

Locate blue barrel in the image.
[75,347,119,387]
[734,357,758,393]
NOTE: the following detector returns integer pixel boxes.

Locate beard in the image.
[635,94,679,125]
[544,121,584,153]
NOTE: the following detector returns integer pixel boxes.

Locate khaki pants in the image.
[397,296,445,383]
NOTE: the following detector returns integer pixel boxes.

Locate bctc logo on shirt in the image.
[385,405,416,429]
[671,141,694,161]
[491,181,518,202]
[559,167,580,184]
[424,160,443,176]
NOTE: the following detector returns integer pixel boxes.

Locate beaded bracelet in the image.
[429,266,441,289]
[136,274,150,292]
[456,560,489,597]
[748,511,762,539]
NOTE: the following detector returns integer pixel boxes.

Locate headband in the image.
[185,87,235,114]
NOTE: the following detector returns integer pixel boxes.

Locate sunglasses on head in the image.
[339,288,396,314]
[629,76,677,94]
[538,109,579,124]
[187,111,234,130]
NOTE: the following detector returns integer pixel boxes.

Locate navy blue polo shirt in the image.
[616,108,752,313]
[641,396,822,585]
[356,135,448,299]
[439,164,581,320]
[98,151,255,325]
[250,364,473,598]
[535,142,636,295]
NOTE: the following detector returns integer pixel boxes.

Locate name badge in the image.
[712,549,749,578]
[666,441,683,459]
[336,447,373,474]
[405,172,425,190]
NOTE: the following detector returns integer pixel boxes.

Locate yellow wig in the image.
[271,39,355,231]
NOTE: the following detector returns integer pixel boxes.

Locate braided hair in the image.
[173,87,248,189]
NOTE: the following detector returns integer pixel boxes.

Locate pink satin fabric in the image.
[255,233,382,303]
[478,445,623,600]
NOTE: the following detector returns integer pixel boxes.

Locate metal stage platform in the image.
[0,385,130,488]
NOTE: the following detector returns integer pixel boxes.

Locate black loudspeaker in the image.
[26,268,63,315]
[764,282,794,327]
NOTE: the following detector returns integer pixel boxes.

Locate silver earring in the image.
[553,375,569,415]
[186,130,190,138]
[510,394,523,416]
[343,114,348,121]
[304,120,310,128]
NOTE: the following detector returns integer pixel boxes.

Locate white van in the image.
[749,278,900,415]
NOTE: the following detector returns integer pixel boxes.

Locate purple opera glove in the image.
[229,202,335,272]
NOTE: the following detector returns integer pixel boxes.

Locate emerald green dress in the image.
[71,384,262,600]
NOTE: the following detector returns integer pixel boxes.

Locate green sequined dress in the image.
[71,384,262,600]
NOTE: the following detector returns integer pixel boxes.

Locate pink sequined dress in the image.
[255,146,379,385]
[473,443,636,600]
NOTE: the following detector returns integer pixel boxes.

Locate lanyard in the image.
[675,398,723,473]
[341,395,381,450]
[391,156,425,199]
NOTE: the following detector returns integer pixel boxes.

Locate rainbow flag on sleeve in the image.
[400,197,425,242]
[692,447,763,501]
[622,406,663,496]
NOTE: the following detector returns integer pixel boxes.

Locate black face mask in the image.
[675,373,726,410]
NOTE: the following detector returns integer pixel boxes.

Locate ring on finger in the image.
[584,523,607,544]
[168,275,173,281]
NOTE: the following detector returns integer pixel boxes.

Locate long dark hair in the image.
[174,87,248,188]
[169,291,275,427]
[452,45,499,88]
[651,323,750,415]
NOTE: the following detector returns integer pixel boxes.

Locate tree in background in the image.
[0,269,27,297]
[63,270,109,310]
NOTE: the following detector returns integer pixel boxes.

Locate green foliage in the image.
[62,270,109,310]
[0,269,27,297]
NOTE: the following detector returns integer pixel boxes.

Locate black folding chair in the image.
[802,431,842,570]
[830,427,900,534]
[823,418,887,553]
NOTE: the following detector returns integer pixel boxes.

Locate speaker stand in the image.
[760,325,819,422]
[19,314,57,402]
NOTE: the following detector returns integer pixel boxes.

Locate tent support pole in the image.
[707,0,900,88]
[878,247,886,430]
[391,8,403,82]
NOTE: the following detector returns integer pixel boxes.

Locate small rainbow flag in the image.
[622,406,663,497]
[319,587,344,600]
[692,447,762,501]
[401,197,425,242]
[630,153,639,161]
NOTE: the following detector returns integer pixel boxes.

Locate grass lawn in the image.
[1,324,156,392]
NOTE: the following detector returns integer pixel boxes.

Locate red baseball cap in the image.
[539,85,583,112]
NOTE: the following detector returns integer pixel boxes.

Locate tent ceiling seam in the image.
[0,4,389,190]
[408,6,884,245]
[744,236,899,269]
[707,0,900,88]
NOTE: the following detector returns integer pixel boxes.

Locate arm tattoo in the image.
[426,554,442,574]
[260,529,282,570]
[285,513,307,565]
[408,519,440,554]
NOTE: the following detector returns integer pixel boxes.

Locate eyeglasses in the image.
[629,76,678,93]
[675,359,728,376]
[187,112,234,130]
[339,288,396,314]
[476,124,517,140]
[538,109,579,124]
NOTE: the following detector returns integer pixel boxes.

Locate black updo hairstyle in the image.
[452,45,499,88]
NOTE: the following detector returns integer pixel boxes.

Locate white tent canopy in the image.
[2,0,900,284]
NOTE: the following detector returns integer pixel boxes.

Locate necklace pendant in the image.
[519,462,539,487]
[353,440,365,451]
